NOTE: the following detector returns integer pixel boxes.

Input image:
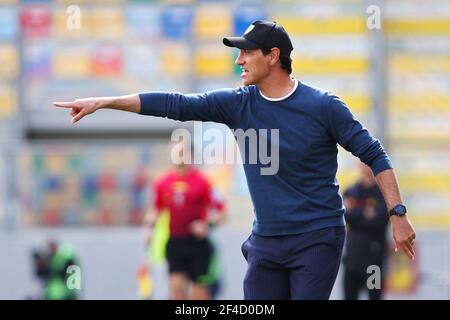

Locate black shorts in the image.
[166,236,212,284]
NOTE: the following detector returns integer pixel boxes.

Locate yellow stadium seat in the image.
[52,7,89,38]
[52,47,91,77]
[161,43,191,77]
[194,4,232,40]
[194,45,232,77]
[274,16,366,35]
[0,84,17,118]
[389,55,450,74]
[386,19,450,36]
[292,56,369,74]
[91,8,125,38]
[0,44,19,79]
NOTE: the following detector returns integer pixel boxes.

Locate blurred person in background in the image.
[143,141,226,300]
[342,162,390,300]
[31,240,81,300]
[30,245,51,299]
[54,20,415,300]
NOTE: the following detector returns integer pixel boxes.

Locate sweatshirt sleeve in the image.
[138,87,246,127]
[326,94,393,176]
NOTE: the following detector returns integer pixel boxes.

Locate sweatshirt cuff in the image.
[371,155,393,176]
[138,92,167,116]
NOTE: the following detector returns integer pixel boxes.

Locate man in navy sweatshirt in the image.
[54,20,416,300]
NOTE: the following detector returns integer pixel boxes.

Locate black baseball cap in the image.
[223,20,293,56]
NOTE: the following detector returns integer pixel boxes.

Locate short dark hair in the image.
[261,48,292,74]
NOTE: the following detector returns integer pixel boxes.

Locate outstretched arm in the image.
[54,88,244,125]
[54,94,141,124]
[375,169,416,259]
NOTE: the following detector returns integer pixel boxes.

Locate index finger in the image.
[401,241,415,260]
[53,101,76,108]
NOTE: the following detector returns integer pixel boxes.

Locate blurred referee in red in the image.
[144,141,225,300]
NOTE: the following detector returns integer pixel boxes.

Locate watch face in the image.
[395,205,407,215]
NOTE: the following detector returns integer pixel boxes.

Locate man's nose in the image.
[235,52,244,65]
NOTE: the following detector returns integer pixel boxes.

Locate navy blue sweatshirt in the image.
[139,80,392,236]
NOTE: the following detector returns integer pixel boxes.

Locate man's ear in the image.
[270,48,281,66]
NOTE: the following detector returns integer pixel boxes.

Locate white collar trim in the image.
[259,79,298,102]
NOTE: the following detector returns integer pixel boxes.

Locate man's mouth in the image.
[241,68,249,77]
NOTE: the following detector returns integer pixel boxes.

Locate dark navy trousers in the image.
[241,226,345,300]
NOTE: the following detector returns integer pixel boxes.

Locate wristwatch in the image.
[389,204,407,217]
